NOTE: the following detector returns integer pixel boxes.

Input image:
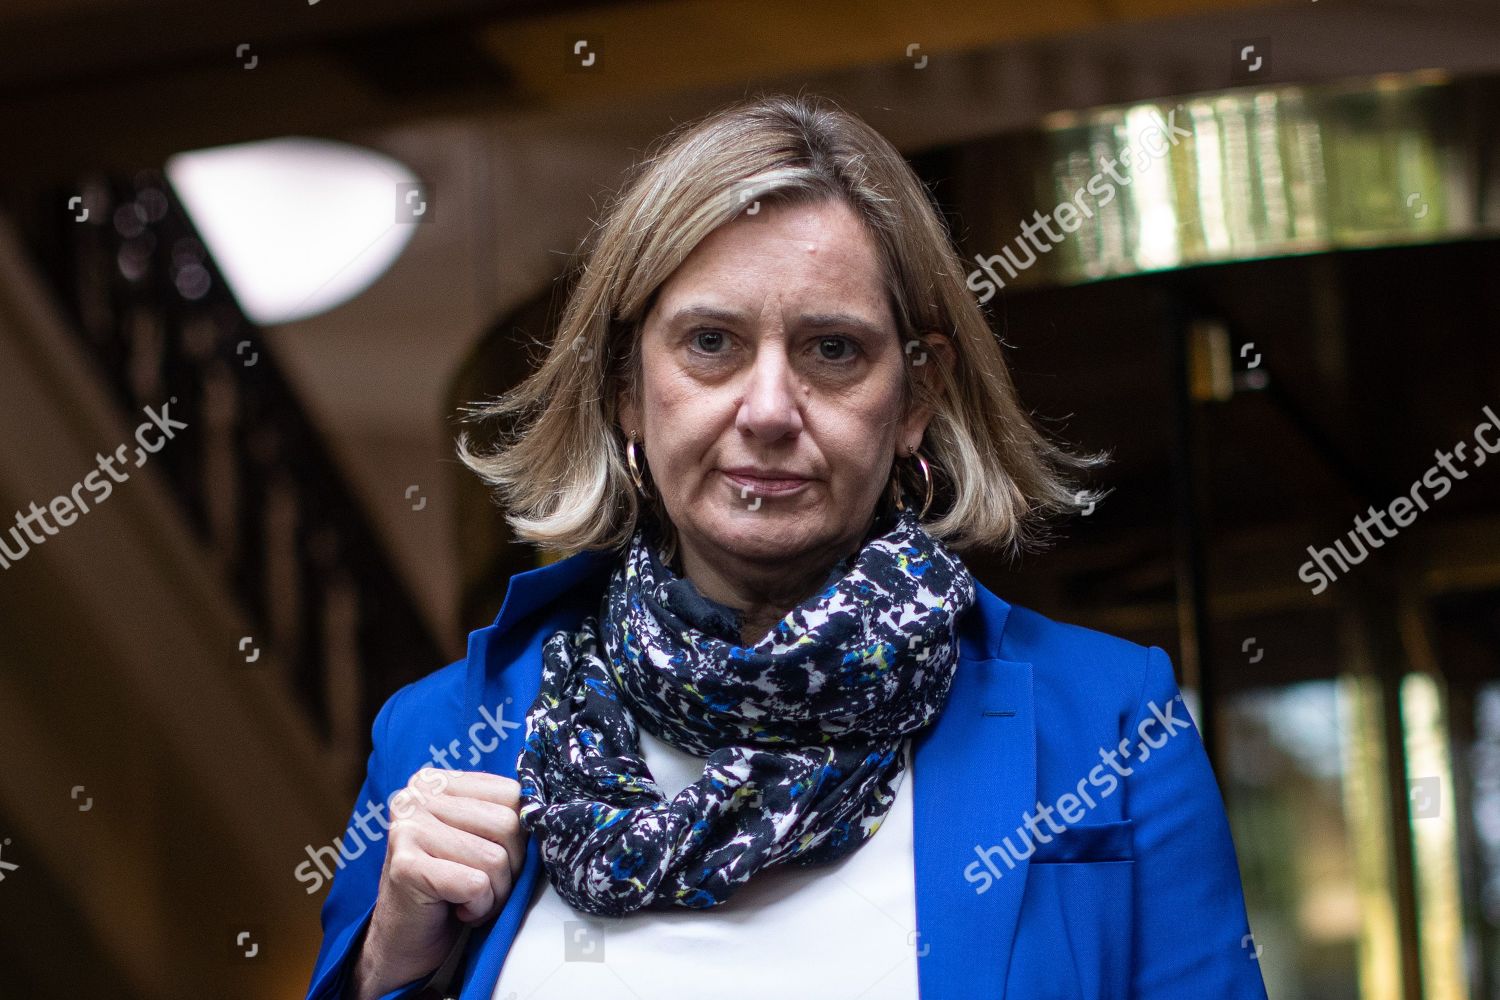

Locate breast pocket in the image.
[1030,817,1134,865]
[1007,820,1135,1000]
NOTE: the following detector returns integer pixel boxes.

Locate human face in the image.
[620,197,932,578]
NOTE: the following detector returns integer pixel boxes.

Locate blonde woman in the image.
[306,93,1266,1000]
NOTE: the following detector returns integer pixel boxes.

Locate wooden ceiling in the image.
[0,0,1292,183]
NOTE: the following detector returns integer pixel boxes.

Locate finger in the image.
[414,819,516,913]
[423,770,522,808]
[389,769,518,824]
[424,795,528,877]
[391,850,496,921]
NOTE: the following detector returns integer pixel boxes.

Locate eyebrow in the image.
[664,304,892,338]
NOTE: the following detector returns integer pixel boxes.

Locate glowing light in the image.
[166,137,420,325]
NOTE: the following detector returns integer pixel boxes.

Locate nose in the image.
[734,343,803,443]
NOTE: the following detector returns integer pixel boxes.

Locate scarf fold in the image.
[514,505,975,917]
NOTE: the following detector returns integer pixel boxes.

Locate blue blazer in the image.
[307,548,1268,1000]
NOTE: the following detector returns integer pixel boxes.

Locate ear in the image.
[616,381,640,440]
[613,316,649,439]
[898,330,954,455]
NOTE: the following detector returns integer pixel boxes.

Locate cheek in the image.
[644,375,727,477]
[821,398,901,488]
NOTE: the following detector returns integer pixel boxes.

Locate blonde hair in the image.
[458,91,1102,562]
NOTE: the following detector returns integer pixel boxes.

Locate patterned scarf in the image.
[514,505,976,917]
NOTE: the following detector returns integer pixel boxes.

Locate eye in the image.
[691,329,728,354]
[815,335,858,362]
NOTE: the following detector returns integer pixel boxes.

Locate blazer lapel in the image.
[912,583,1036,999]
[462,548,614,723]
[455,550,614,999]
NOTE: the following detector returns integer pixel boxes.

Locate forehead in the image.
[652,197,890,311]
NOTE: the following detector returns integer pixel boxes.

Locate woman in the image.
[306,93,1267,1000]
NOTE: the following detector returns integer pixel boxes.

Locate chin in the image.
[697,504,832,563]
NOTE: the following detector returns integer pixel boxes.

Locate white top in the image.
[491,730,922,1000]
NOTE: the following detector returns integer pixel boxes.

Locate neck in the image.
[675,514,878,645]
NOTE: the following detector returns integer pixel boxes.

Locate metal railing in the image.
[26,168,444,760]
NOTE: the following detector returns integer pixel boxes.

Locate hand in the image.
[350,768,529,1000]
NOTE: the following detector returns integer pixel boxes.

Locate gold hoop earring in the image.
[890,447,934,519]
[626,432,650,497]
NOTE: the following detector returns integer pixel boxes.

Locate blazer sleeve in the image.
[305,683,430,1000]
[1126,644,1268,1000]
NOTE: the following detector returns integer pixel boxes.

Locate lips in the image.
[722,468,812,496]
